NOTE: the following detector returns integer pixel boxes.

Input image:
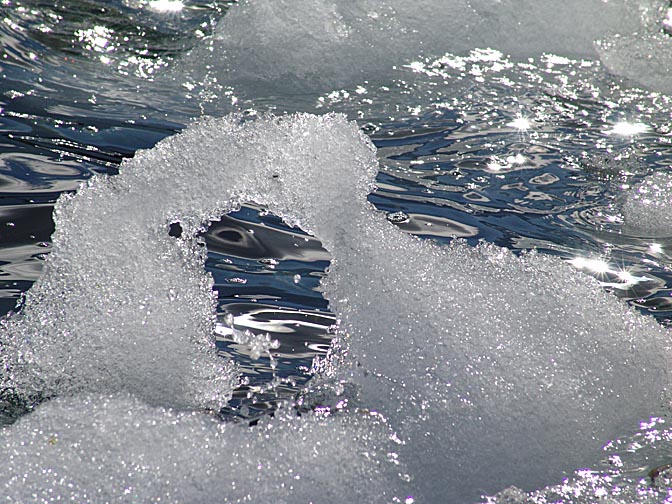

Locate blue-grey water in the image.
[3,1,672,502]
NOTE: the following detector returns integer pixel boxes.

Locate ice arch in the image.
[0,113,670,502]
[0,113,376,413]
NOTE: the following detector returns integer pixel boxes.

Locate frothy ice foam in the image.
[1,114,670,502]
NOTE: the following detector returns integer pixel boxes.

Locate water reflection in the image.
[215,303,335,421]
[649,242,663,255]
[148,0,185,13]
[606,121,651,136]
[506,114,532,132]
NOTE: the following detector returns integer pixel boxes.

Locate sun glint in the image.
[606,121,650,136]
[148,0,184,13]
[506,114,531,131]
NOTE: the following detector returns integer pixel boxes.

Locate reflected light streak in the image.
[616,269,634,284]
[606,121,650,136]
[148,0,184,13]
[570,256,649,287]
[570,257,609,275]
[649,243,663,255]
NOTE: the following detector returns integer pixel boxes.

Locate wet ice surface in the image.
[4,0,672,502]
[486,416,672,503]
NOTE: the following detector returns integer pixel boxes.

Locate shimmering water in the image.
[3,0,672,502]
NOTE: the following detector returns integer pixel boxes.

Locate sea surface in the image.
[3,1,672,502]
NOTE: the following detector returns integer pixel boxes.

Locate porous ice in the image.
[2,114,669,503]
[327,233,670,501]
[597,31,672,95]
[0,151,239,411]
[0,393,409,503]
[622,171,672,236]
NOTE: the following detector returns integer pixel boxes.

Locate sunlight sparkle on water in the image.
[148,0,184,13]
[663,8,672,32]
[606,121,650,136]
[506,154,526,165]
[406,61,426,73]
[506,114,531,131]
[616,269,635,284]
[570,257,609,275]
[570,257,650,288]
[649,243,663,255]
[75,26,114,52]
[487,153,526,172]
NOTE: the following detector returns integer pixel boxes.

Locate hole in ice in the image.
[195,203,335,421]
[168,221,183,238]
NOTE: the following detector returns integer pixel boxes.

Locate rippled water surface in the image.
[4,0,672,502]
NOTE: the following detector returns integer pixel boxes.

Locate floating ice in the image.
[0,112,376,411]
[1,113,670,502]
[622,171,672,237]
[595,1,672,94]
[0,393,409,503]
[181,0,648,97]
[597,32,672,95]
[469,0,647,59]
